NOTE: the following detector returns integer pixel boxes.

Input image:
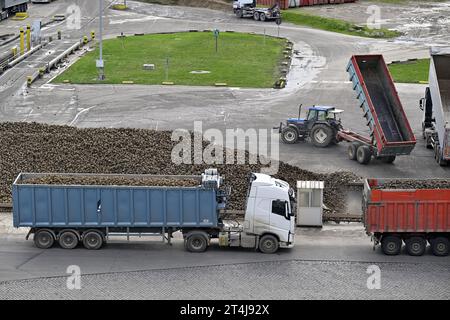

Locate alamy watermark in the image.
[66,265,82,290]
[366,265,381,290]
[171,122,280,175]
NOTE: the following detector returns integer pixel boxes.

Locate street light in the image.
[96,0,105,80]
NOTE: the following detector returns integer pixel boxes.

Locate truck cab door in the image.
[269,199,292,243]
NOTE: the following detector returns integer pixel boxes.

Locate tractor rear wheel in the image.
[356,145,371,164]
[311,124,333,148]
[281,127,298,144]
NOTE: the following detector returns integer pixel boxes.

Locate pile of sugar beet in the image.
[0,122,365,212]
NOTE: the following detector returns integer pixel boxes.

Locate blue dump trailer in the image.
[12,169,296,253]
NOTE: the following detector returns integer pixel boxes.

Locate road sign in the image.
[214,29,220,53]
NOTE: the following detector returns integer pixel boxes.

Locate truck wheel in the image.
[281,127,298,144]
[253,12,260,21]
[405,237,426,256]
[59,230,79,249]
[348,143,359,160]
[356,145,371,164]
[431,237,449,256]
[260,13,266,21]
[259,235,279,254]
[311,124,333,148]
[34,229,55,249]
[381,235,401,255]
[83,230,103,250]
[185,233,208,253]
[380,155,396,164]
[235,9,243,18]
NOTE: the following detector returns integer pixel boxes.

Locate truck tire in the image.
[431,237,449,256]
[59,230,79,249]
[356,145,371,164]
[83,230,103,250]
[253,12,260,21]
[260,13,266,21]
[405,237,426,256]
[311,124,333,148]
[185,232,208,253]
[259,234,279,254]
[235,9,243,18]
[348,143,359,160]
[380,155,396,164]
[281,127,298,144]
[34,229,55,249]
[381,235,401,255]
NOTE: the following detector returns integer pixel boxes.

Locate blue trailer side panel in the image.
[13,182,218,229]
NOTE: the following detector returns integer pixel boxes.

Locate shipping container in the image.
[363,178,450,256]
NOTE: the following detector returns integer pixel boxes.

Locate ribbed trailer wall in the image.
[12,173,218,229]
[363,180,450,233]
[347,55,416,156]
[429,47,450,160]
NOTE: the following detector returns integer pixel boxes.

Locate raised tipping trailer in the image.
[363,178,450,256]
[420,47,450,166]
[12,170,295,253]
[342,55,416,164]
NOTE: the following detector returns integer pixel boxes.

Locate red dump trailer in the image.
[363,179,450,256]
[341,55,417,164]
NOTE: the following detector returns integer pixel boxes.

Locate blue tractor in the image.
[277,105,344,147]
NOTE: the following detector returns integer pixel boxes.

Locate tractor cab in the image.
[277,105,343,147]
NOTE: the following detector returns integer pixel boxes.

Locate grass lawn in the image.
[388,59,430,83]
[282,10,401,39]
[53,32,287,88]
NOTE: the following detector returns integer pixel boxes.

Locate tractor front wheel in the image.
[281,127,299,144]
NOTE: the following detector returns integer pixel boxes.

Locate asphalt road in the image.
[0,223,448,299]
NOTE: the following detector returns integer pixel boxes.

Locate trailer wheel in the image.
[83,230,103,250]
[311,124,333,148]
[34,229,55,249]
[381,235,401,255]
[185,232,208,253]
[348,143,359,160]
[59,230,79,249]
[405,237,426,256]
[281,127,298,144]
[431,237,449,256]
[356,145,371,164]
[380,155,396,164]
[253,12,260,21]
[259,235,279,254]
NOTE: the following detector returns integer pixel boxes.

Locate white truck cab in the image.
[220,173,295,253]
[245,173,295,248]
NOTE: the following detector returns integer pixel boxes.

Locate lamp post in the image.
[96,0,105,80]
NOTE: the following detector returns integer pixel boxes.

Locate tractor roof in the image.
[308,106,336,111]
